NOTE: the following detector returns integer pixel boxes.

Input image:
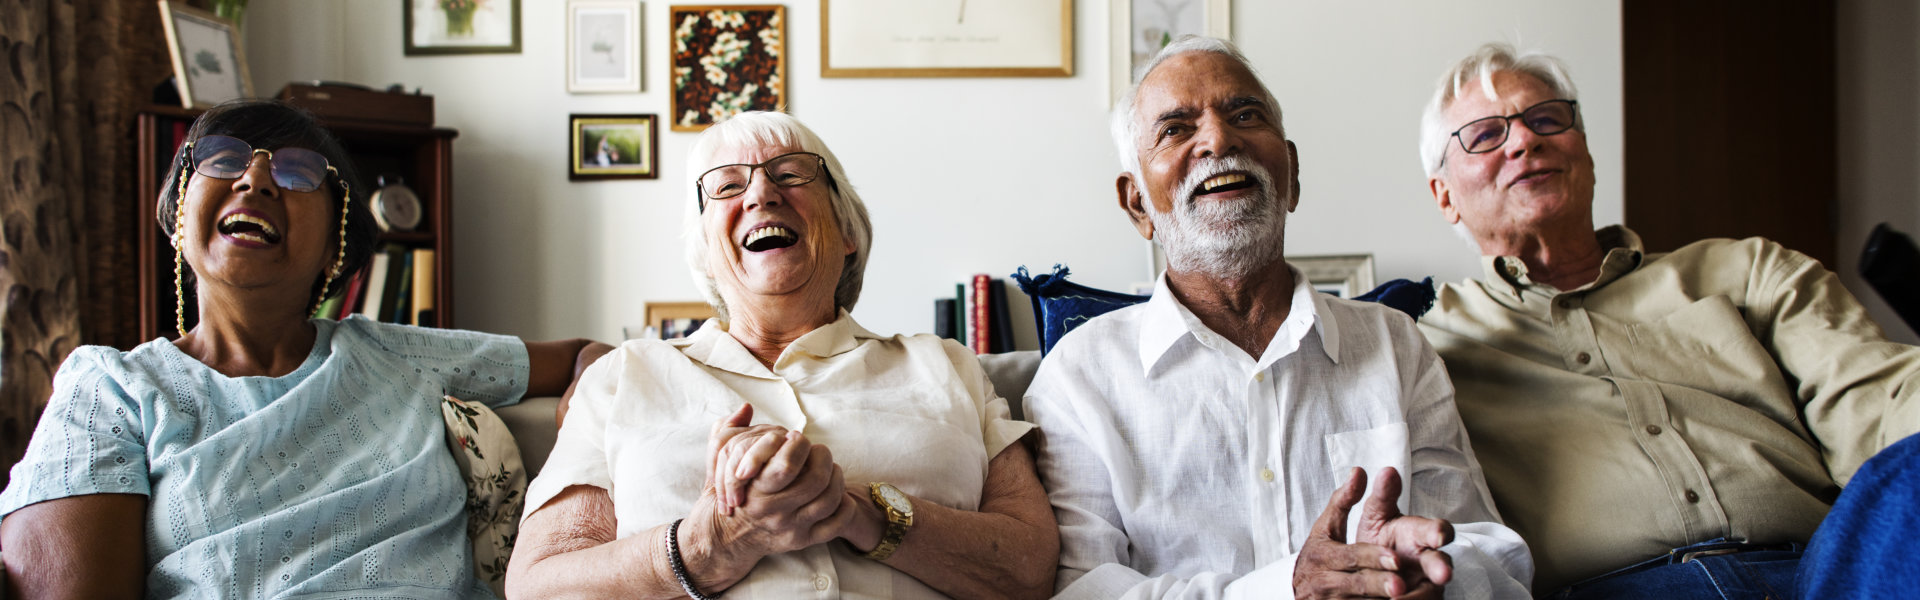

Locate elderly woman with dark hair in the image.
[509,111,1059,599]
[0,100,608,599]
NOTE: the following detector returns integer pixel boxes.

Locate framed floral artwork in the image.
[568,0,643,93]
[570,114,659,180]
[405,0,523,56]
[669,5,786,132]
[159,1,253,109]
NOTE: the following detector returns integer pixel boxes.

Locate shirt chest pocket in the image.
[1606,295,1790,405]
[1323,422,1411,544]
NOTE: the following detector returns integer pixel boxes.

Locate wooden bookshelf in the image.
[134,106,459,344]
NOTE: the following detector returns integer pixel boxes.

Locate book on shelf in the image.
[933,298,956,340]
[314,290,344,321]
[388,249,413,324]
[359,251,391,321]
[337,270,366,318]
[411,248,436,326]
[972,274,991,354]
[989,278,1013,354]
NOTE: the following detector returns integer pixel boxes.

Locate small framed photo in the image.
[405,0,523,56]
[568,0,643,93]
[1293,254,1377,299]
[640,301,717,340]
[158,1,253,109]
[570,114,659,180]
[1110,0,1230,103]
[669,5,786,131]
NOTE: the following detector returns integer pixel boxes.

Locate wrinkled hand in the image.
[1294,468,1450,599]
[707,404,810,514]
[699,405,857,557]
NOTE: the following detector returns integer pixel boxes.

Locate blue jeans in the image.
[1546,539,1802,600]
[1797,431,1920,598]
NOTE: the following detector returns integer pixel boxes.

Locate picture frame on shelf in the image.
[821,0,1072,77]
[158,1,253,109]
[568,0,643,93]
[1110,0,1229,102]
[669,5,786,131]
[405,0,523,56]
[641,301,717,340]
[1294,254,1376,298]
[570,114,659,180]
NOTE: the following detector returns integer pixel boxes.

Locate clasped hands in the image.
[688,404,882,586]
[1294,467,1456,600]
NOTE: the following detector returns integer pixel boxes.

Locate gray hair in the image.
[1419,42,1581,178]
[1110,35,1284,179]
[683,112,874,324]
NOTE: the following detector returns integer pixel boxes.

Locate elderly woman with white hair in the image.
[507,111,1059,599]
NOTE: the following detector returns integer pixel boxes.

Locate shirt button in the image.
[1259,468,1275,482]
[813,574,830,590]
[1685,490,1700,503]
[1557,298,1572,309]
[1646,425,1663,435]
[1254,372,1266,383]
[1576,352,1592,365]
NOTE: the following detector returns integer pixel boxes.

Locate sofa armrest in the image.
[496,397,560,479]
[978,350,1042,421]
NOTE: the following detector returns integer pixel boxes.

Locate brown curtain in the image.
[1,1,170,487]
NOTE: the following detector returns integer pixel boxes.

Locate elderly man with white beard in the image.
[1023,37,1533,600]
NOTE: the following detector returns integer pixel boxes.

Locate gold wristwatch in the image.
[864,482,914,561]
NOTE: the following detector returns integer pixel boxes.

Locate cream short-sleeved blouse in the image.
[524,311,1033,599]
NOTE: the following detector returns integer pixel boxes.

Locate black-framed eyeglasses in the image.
[1445,99,1580,159]
[696,152,833,213]
[181,134,337,193]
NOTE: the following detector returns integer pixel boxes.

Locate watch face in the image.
[877,484,912,514]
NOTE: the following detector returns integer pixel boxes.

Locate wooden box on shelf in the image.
[134,106,460,345]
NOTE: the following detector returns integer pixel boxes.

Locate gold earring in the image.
[311,178,350,318]
[174,162,191,337]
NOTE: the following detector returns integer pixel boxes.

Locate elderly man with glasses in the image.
[1417,43,1920,598]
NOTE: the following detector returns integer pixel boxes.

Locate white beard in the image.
[1147,155,1288,281]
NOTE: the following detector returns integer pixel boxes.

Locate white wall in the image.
[245,1,1623,344]
[1837,0,1920,344]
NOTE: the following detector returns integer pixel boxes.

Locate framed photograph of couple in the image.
[821,0,1073,77]
[632,301,717,340]
[159,1,253,109]
[569,114,659,181]
[568,0,642,93]
[404,0,523,56]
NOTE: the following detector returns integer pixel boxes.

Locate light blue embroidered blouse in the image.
[0,316,529,599]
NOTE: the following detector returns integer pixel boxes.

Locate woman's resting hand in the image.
[697,404,859,559]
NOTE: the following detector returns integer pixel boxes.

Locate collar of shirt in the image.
[1136,263,1338,378]
[672,308,879,378]
[1479,224,1648,298]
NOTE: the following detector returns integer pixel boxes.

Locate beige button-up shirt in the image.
[524,311,1033,599]
[1419,226,1920,592]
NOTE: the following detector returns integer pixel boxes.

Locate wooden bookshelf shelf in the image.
[134,108,460,344]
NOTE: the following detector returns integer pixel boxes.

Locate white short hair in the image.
[1419,43,1581,178]
[1110,35,1283,178]
[682,112,873,323]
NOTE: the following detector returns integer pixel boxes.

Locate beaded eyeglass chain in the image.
[173,144,350,337]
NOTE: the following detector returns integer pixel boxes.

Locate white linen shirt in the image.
[523,311,1033,599]
[1025,269,1534,599]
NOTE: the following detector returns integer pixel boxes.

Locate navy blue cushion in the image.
[1013,267,1435,356]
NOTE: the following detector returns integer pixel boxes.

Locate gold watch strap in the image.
[864,483,911,561]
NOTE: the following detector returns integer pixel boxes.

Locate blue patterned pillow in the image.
[1012,266,1150,356]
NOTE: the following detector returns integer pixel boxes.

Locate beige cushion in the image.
[440,395,527,599]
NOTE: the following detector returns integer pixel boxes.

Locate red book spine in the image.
[338,270,367,318]
[972,274,990,354]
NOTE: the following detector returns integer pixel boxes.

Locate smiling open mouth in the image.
[742,226,798,252]
[218,213,282,245]
[1196,173,1258,196]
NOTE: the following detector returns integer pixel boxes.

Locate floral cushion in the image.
[440,395,527,599]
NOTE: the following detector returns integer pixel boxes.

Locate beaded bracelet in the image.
[666,518,719,600]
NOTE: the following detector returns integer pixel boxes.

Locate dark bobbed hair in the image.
[157,99,376,313]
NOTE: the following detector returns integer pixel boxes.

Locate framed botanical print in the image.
[405,0,523,56]
[159,1,253,109]
[822,0,1073,77]
[669,5,787,131]
[568,0,642,92]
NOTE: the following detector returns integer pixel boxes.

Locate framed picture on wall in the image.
[1110,0,1229,102]
[158,1,253,109]
[1294,254,1376,298]
[404,0,523,55]
[640,301,717,340]
[669,5,787,131]
[568,0,642,92]
[821,0,1073,77]
[570,114,659,180]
